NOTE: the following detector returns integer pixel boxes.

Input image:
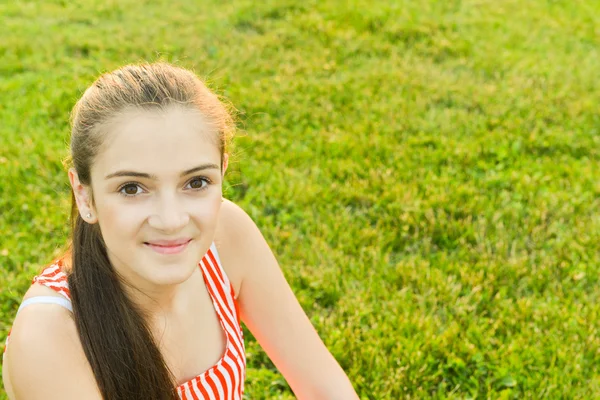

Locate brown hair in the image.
[66,62,234,399]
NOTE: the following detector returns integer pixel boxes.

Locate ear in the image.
[222,153,229,177]
[68,168,98,224]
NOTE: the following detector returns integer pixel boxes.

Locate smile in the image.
[144,239,192,255]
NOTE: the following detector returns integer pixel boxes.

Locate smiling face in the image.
[71,105,227,294]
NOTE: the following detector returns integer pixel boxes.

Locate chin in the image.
[137,252,196,281]
[148,264,197,286]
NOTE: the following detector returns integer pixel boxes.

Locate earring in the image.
[85,213,92,219]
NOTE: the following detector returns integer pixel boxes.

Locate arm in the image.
[216,200,359,399]
[5,304,103,399]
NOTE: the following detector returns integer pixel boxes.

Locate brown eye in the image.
[186,177,209,190]
[119,184,142,196]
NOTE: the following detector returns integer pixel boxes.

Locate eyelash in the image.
[117,176,212,197]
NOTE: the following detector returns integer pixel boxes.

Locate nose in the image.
[147,192,189,233]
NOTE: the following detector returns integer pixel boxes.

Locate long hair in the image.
[66,62,234,399]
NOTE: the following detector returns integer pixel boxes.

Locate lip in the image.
[144,238,192,255]
[145,238,192,246]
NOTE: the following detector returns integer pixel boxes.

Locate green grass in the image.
[1,0,599,398]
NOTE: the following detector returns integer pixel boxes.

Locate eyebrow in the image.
[105,163,220,180]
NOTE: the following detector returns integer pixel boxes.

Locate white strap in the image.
[17,296,73,314]
[210,242,223,266]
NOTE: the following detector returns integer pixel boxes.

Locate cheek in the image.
[96,200,145,241]
[190,196,222,227]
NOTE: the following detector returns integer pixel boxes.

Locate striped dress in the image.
[3,243,246,399]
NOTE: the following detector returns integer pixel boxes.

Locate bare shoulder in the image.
[4,285,102,399]
[213,201,359,397]
[214,199,269,300]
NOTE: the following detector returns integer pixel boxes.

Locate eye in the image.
[118,183,144,197]
[185,176,210,190]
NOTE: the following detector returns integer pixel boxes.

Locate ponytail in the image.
[67,199,178,399]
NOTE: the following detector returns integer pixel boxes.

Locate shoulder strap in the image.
[32,262,72,300]
[209,242,223,266]
[17,296,73,315]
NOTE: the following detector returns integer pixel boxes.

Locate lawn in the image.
[1,0,599,398]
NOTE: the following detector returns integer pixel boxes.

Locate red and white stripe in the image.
[32,261,72,299]
[176,245,246,399]
[4,246,246,399]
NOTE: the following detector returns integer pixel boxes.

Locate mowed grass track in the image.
[1,0,599,398]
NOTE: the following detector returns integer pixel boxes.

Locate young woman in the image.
[2,63,358,400]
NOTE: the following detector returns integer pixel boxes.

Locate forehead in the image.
[92,106,221,177]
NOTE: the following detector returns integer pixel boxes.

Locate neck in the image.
[118,268,199,321]
[62,249,198,322]
[108,252,199,323]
